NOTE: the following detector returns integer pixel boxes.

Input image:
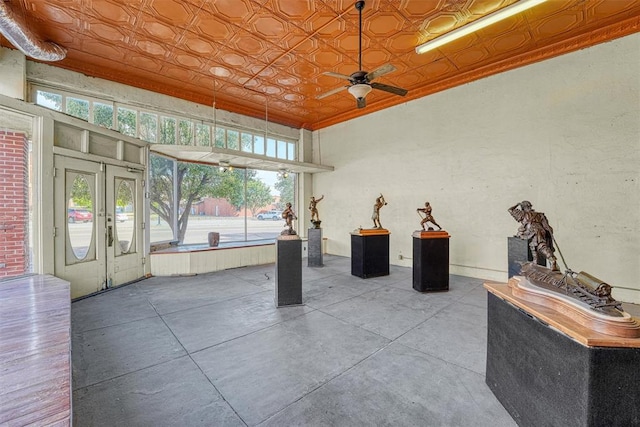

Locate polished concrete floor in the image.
[71,255,518,426]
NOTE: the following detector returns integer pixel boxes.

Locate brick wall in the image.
[0,130,29,277]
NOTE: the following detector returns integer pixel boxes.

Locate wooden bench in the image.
[0,275,71,426]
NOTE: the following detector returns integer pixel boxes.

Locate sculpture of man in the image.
[309,195,324,222]
[417,202,441,231]
[282,202,297,234]
[508,200,558,271]
[371,194,387,229]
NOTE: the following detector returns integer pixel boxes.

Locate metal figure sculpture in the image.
[309,195,324,228]
[371,194,387,229]
[281,202,297,235]
[417,201,441,231]
[508,200,558,271]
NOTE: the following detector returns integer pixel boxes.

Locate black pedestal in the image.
[351,233,389,278]
[275,237,302,307]
[307,228,323,267]
[507,236,544,278]
[412,231,450,292]
[486,292,640,427]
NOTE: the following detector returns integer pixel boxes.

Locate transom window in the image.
[32,86,297,161]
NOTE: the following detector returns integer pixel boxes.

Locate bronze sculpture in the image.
[309,194,324,229]
[417,202,441,231]
[281,202,297,235]
[508,200,558,271]
[371,194,387,229]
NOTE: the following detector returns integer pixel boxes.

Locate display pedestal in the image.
[484,282,640,427]
[412,230,450,292]
[507,236,544,278]
[350,229,389,278]
[275,236,302,307]
[307,228,323,267]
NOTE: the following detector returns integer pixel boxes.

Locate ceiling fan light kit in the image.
[348,84,372,100]
[415,0,548,55]
[317,1,407,109]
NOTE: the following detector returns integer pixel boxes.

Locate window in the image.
[241,133,252,152]
[160,117,176,144]
[227,130,239,150]
[149,157,296,246]
[149,154,175,243]
[30,85,298,161]
[94,102,114,129]
[35,90,62,111]
[266,138,276,157]
[117,107,137,137]
[66,97,89,121]
[178,119,193,145]
[139,112,158,143]
[196,124,210,146]
[214,128,225,148]
[254,135,265,155]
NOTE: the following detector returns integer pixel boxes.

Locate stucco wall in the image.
[312,34,640,303]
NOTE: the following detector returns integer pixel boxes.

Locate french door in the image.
[54,155,144,299]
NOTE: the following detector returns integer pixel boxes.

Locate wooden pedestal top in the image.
[485,280,640,348]
[352,228,390,236]
[412,230,450,239]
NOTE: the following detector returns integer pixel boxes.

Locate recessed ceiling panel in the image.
[1,0,638,130]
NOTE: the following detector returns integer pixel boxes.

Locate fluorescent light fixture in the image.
[415,0,547,55]
[348,84,372,100]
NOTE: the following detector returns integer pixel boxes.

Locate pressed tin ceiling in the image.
[1,0,639,130]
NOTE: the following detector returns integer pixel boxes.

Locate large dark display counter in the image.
[351,230,389,279]
[275,236,302,307]
[484,282,640,427]
[412,230,450,292]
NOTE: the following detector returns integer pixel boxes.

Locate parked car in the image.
[256,210,283,220]
[68,208,93,223]
[116,212,128,222]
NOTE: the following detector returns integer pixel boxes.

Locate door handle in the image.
[107,225,113,247]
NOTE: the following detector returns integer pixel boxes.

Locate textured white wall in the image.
[312,34,640,303]
[0,47,25,99]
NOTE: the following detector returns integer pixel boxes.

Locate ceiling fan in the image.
[316,0,408,109]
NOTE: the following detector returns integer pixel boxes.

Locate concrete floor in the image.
[71,255,518,426]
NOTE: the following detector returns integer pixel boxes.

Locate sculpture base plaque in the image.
[275,235,302,307]
[412,230,450,292]
[350,229,389,279]
[307,228,323,267]
[485,282,640,427]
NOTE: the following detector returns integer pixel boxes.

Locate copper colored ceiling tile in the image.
[210,0,256,23]
[86,22,128,43]
[3,0,638,130]
[148,0,194,27]
[88,1,134,24]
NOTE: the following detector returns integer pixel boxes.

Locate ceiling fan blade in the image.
[370,82,408,96]
[357,97,366,109]
[323,71,353,81]
[366,63,396,81]
[316,85,349,100]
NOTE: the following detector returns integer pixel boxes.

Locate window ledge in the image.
[151,239,277,254]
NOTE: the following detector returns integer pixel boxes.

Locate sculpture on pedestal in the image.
[281,202,297,235]
[508,200,558,271]
[309,194,324,229]
[371,194,387,229]
[417,201,441,231]
[507,200,631,319]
